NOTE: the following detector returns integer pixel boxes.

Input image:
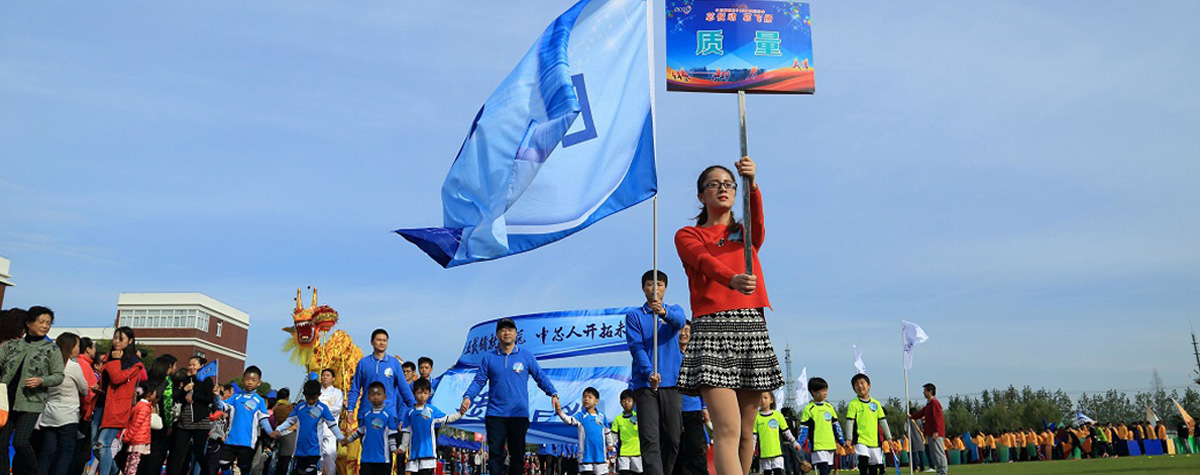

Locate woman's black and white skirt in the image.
[678,307,784,393]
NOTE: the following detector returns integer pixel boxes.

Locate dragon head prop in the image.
[282,287,339,369]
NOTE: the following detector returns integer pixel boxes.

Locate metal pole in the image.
[737,90,752,275]
[904,326,914,475]
[653,195,659,385]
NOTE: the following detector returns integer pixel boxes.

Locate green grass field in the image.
[885,454,1200,474]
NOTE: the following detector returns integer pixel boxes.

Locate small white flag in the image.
[795,367,810,408]
[902,320,930,371]
[853,345,867,375]
[773,385,788,411]
[1147,406,1159,426]
[1075,411,1096,426]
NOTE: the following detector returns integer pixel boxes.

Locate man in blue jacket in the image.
[625,270,687,475]
[348,329,417,423]
[461,318,559,475]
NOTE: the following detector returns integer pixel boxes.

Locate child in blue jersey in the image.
[554,387,615,475]
[215,366,276,475]
[272,380,344,475]
[797,377,845,475]
[342,381,400,475]
[400,378,463,475]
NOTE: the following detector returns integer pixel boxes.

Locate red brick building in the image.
[113,293,249,382]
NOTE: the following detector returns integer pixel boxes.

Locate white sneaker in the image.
[923,469,935,473]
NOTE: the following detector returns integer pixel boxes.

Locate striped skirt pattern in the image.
[678,307,784,393]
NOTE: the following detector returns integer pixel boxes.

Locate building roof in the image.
[0,256,13,286]
[48,326,114,341]
[118,293,250,326]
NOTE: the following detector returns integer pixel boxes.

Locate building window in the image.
[216,321,223,337]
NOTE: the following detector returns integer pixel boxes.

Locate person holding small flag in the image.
[167,356,217,475]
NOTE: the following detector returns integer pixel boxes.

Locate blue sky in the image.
[3,0,1199,404]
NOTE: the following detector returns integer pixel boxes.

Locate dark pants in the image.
[137,428,171,475]
[274,455,293,475]
[37,423,78,475]
[70,420,93,475]
[486,416,530,475]
[291,455,320,475]
[0,411,40,475]
[634,388,682,475]
[674,410,708,475]
[361,462,393,475]
[856,457,882,475]
[169,428,211,475]
[225,444,256,475]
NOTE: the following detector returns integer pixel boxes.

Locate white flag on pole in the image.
[795,367,810,408]
[902,320,930,371]
[853,345,867,375]
[773,385,788,410]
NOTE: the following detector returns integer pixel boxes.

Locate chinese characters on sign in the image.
[667,1,814,93]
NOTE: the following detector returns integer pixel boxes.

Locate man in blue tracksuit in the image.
[348,329,417,423]
[625,270,687,475]
[461,318,559,475]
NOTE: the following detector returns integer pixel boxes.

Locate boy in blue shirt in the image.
[554,387,614,475]
[342,381,401,475]
[625,270,687,475]
[216,366,276,475]
[461,318,558,475]
[400,378,463,475]
[272,380,344,475]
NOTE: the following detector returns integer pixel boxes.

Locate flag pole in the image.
[903,326,913,475]
[737,90,752,275]
[646,0,659,386]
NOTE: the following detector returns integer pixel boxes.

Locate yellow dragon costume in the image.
[283,288,365,473]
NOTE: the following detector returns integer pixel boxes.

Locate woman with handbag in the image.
[0,305,66,475]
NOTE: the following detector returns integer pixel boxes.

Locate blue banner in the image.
[451,307,638,369]
[666,0,814,93]
[397,0,657,268]
[432,366,631,445]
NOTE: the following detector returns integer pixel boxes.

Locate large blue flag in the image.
[397,0,657,268]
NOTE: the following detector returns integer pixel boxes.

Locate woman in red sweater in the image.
[675,156,783,475]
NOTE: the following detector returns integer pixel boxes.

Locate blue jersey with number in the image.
[222,393,272,448]
[564,410,610,464]
[356,407,399,463]
[279,401,339,457]
[403,405,454,460]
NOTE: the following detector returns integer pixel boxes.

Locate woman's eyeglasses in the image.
[705,181,737,191]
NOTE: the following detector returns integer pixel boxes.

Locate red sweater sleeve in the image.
[676,228,739,288]
[106,360,144,387]
[749,184,764,251]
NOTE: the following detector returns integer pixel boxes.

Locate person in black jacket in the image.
[166,356,216,475]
